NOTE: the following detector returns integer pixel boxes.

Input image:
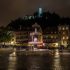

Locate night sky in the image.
[0,0,70,26]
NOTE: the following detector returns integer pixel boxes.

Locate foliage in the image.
[0,29,13,43]
[7,11,70,31]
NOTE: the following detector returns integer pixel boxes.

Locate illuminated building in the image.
[14,31,28,46]
[58,25,69,47]
[23,8,43,19]
[28,23,43,49]
[43,27,60,48]
[7,23,70,48]
[43,24,69,48]
[6,8,70,48]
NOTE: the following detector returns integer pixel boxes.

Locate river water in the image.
[0,49,70,70]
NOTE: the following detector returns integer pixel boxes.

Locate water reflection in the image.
[53,49,62,70]
[8,51,17,70]
[0,49,70,70]
[0,55,8,70]
[27,56,41,70]
[26,54,53,70]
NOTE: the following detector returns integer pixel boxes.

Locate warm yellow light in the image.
[51,36,53,38]
[63,37,65,39]
[66,36,69,39]
[11,41,14,45]
[55,43,58,47]
[66,27,68,30]
[59,27,61,30]
[62,27,65,30]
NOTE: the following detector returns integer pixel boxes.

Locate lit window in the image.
[34,37,38,42]
[46,36,48,38]
[63,37,65,39]
[29,16,32,19]
[51,36,53,38]
[24,16,28,20]
[62,27,65,30]
[54,36,56,38]
[66,36,69,39]
[59,27,61,30]
[63,32,65,34]
[66,27,68,30]
[55,32,56,33]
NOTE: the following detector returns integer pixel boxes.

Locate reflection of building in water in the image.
[8,51,17,70]
[27,57,41,70]
[28,23,43,49]
[53,49,62,70]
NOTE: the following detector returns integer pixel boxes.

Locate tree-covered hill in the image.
[7,11,70,31]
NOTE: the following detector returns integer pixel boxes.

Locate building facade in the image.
[9,23,69,48]
[58,25,69,47]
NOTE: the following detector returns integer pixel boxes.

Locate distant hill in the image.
[7,11,70,31]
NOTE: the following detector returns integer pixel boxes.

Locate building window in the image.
[29,16,32,19]
[63,32,65,34]
[62,27,65,30]
[54,36,57,38]
[62,36,68,40]
[55,32,56,33]
[59,27,61,30]
[46,36,48,38]
[66,36,69,39]
[66,27,68,30]
[51,36,53,38]
[63,36,65,39]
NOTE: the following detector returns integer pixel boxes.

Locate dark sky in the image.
[0,0,70,26]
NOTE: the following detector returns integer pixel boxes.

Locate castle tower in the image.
[38,8,43,17]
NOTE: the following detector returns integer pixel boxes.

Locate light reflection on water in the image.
[27,56,41,70]
[0,49,70,70]
[53,49,62,70]
[8,51,17,70]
